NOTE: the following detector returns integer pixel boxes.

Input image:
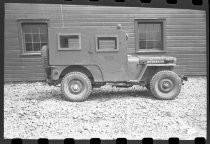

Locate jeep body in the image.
[42,27,186,101]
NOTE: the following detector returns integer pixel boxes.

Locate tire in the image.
[150,70,182,100]
[61,72,92,102]
[41,45,49,70]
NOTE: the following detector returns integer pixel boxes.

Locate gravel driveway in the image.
[4,77,207,140]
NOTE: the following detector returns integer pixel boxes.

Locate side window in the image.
[20,21,48,54]
[135,19,165,52]
[96,36,119,52]
[58,34,81,50]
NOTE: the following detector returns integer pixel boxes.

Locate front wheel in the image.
[150,70,182,100]
[61,72,92,102]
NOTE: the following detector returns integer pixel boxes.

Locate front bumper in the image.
[179,75,188,85]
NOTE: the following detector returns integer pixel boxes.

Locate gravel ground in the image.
[4,77,207,140]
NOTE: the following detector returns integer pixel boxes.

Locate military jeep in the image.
[41,26,187,102]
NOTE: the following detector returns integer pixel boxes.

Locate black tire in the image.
[150,70,182,100]
[41,45,48,70]
[61,72,92,102]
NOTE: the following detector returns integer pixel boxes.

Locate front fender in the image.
[136,64,176,82]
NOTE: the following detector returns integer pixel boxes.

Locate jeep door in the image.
[90,30,129,82]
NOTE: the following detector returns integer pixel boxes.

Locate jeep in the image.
[41,26,187,102]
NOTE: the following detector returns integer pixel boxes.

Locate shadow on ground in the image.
[25,86,155,102]
[88,88,155,101]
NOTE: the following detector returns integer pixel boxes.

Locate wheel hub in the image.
[158,78,174,93]
[72,84,80,92]
[69,80,83,94]
[162,81,171,89]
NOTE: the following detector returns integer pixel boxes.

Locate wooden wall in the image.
[4,3,207,82]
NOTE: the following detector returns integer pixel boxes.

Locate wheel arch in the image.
[141,65,175,84]
[60,65,95,83]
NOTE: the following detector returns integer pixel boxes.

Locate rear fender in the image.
[49,65,103,82]
[50,66,65,80]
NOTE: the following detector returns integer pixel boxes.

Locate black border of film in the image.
[0,0,208,144]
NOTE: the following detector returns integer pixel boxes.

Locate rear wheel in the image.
[150,70,182,100]
[61,72,92,102]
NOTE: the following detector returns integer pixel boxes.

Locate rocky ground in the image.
[4,77,207,140]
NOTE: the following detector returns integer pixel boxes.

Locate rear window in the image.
[58,34,81,50]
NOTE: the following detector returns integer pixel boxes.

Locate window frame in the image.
[95,35,119,52]
[57,33,82,51]
[17,19,49,56]
[134,19,166,53]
